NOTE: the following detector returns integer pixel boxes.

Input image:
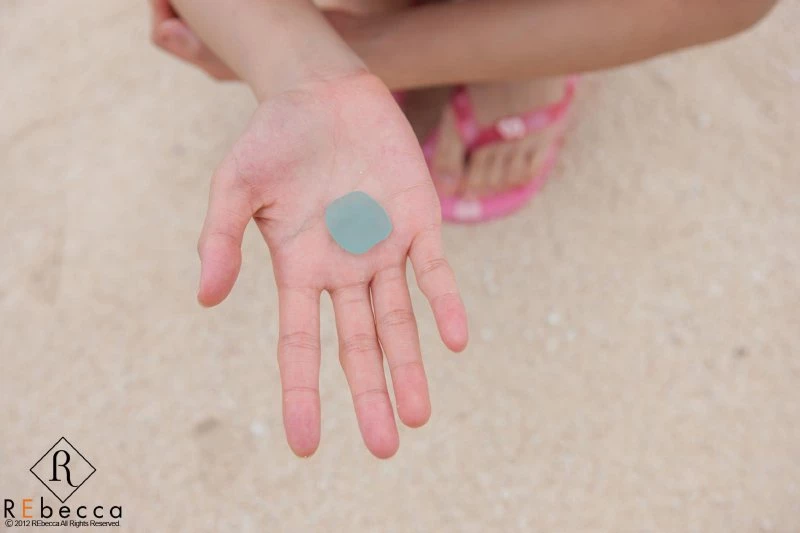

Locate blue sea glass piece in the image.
[325,191,392,255]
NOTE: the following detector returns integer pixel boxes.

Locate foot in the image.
[427,77,571,199]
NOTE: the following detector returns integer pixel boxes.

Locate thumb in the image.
[197,164,254,307]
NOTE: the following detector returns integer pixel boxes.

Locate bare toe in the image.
[431,109,466,196]
[465,150,494,197]
[492,145,516,193]
[510,139,539,186]
[474,145,503,194]
[504,141,529,187]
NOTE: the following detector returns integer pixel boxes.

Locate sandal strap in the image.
[450,76,578,153]
[451,86,482,146]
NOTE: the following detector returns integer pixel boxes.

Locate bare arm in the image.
[349,0,779,89]
[151,0,469,459]
[168,0,365,99]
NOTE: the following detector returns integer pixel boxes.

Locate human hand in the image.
[149,0,237,80]
[197,72,468,458]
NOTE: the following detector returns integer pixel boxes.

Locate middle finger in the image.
[330,283,399,458]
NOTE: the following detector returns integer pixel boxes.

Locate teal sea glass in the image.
[325,191,392,255]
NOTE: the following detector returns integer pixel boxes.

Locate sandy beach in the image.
[1,1,798,531]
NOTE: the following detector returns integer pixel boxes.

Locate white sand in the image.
[1,1,799,531]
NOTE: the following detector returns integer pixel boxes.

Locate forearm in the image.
[351,0,778,89]
[170,0,366,100]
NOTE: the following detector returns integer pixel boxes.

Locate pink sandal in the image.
[423,76,578,223]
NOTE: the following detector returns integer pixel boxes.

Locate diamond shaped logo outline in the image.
[29,437,96,504]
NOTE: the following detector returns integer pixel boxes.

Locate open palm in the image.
[197,73,468,458]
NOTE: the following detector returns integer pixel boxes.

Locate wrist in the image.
[239,4,368,102]
[266,68,391,109]
[246,46,367,102]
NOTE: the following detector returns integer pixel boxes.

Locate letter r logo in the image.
[49,450,78,487]
[30,437,96,503]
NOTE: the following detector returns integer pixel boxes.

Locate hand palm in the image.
[197,74,467,458]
